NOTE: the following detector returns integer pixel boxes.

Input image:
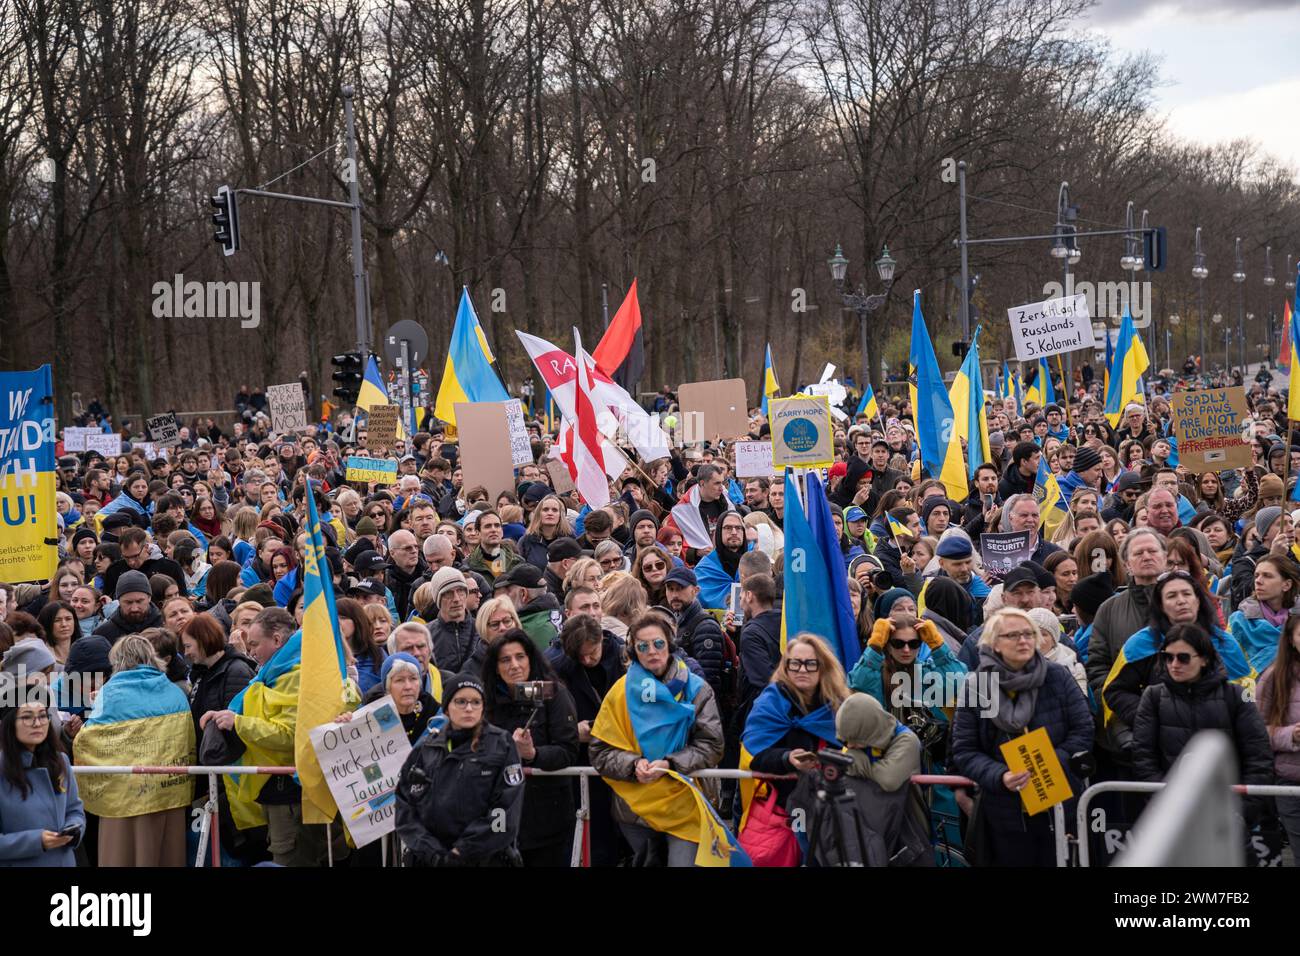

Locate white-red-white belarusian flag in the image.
[570,329,612,508]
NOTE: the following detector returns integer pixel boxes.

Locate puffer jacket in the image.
[427,616,484,675]
[1256,659,1300,783]
[589,677,725,829]
[187,646,257,736]
[1132,663,1273,787]
[674,600,725,694]
[1086,584,1154,754]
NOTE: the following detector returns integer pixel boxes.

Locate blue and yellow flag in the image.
[295,481,352,825]
[1033,452,1065,538]
[908,291,966,497]
[856,382,879,421]
[949,327,990,479]
[74,666,195,817]
[761,343,780,417]
[359,355,407,440]
[433,287,509,428]
[1104,309,1150,427]
[1025,357,1056,409]
[0,366,57,582]
[738,683,840,835]
[226,634,302,829]
[886,510,912,544]
[996,361,1017,413]
[591,661,750,867]
[1101,625,1255,726]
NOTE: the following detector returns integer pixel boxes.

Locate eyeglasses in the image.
[787,658,820,672]
[1156,570,1194,583]
[995,630,1037,644]
[17,711,50,726]
[1158,651,1197,665]
[887,638,922,650]
[448,697,482,710]
[488,617,515,630]
[635,639,668,653]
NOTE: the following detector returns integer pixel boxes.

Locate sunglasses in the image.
[1158,651,1197,665]
[635,639,668,653]
[787,658,820,672]
[643,561,667,572]
[888,638,922,650]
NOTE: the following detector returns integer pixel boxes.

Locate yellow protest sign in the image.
[345,456,397,486]
[998,725,1073,815]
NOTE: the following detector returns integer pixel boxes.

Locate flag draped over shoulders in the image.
[225,633,302,829]
[738,683,840,829]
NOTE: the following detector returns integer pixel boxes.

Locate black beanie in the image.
[1070,572,1116,619]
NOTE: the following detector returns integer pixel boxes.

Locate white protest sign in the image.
[62,427,96,452]
[267,382,308,432]
[134,442,169,461]
[84,433,122,457]
[146,412,181,447]
[1007,293,1095,362]
[734,440,775,478]
[503,399,533,467]
[308,695,413,848]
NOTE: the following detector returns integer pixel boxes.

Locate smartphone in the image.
[1058,614,1078,634]
[982,493,995,510]
[728,582,745,627]
[59,825,80,839]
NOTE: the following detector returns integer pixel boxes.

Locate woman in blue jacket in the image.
[0,692,85,867]
[94,474,153,530]
[1229,555,1300,675]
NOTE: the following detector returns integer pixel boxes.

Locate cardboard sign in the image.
[734,440,775,478]
[1007,293,1095,362]
[267,382,308,433]
[504,399,533,466]
[998,726,1074,816]
[979,530,1037,577]
[62,427,98,452]
[678,378,750,441]
[769,395,834,469]
[308,695,413,848]
[545,457,577,495]
[146,413,181,447]
[346,456,397,485]
[1170,387,1252,470]
[366,404,401,451]
[455,402,518,504]
[84,433,122,457]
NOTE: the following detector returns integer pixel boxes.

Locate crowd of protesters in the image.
[2,362,1300,868]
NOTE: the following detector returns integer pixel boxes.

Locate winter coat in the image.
[0,752,85,867]
[738,608,782,698]
[1132,664,1273,788]
[484,680,580,850]
[546,634,626,727]
[848,642,968,725]
[1086,584,1154,753]
[91,604,165,644]
[1229,540,1272,610]
[950,660,1093,835]
[997,461,1036,502]
[102,556,190,599]
[1228,598,1298,675]
[675,600,726,694]
[395,722,524,866]
[464,545,524,586]
[518,594,564,654]
[427,616,484,675]
[518,533,558,571]
[1256,659,1300,783]
[187,646,257,736]
[386,560,429,622]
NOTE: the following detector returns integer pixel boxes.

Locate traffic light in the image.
[1143,226,1166,271]
[211,184,240,256]
[331,351,363,405]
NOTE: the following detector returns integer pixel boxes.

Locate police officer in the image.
[395,674,525,867]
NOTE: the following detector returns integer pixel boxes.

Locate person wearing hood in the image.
[91,571,164,644]
[1132,624,1273,823]
[918,576,975,654]
[1229,554,1300,674]
[495,563,564,654]
[694,511,749,610]
[842,505,876,557]
[950,608,1093,866]
[831,456,879,516]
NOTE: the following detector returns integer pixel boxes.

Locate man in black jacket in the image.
[425,567,484,674]
[101,527,189,599]
[92,571,165,642]
[997,441,1040,501]
[665,566,724,694]
[737,573,781,704]
[385,529,429,620]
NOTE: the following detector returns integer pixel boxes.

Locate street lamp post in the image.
[1053,183,1081,397]
[1233,238,1247,375]
[1212,313,1224,374]
[1264,246,1276,368]
[1169,313,1181,371]
[1193,227,1209,374]
[830,243,896,391]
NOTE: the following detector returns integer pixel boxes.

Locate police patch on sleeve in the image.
[504,763,524,786]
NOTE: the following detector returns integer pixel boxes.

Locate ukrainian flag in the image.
[856,383,879,421]
[949,327,990,479]
[295,480,353,825]
[225,634,302,829]
[1105,309,1150,428]
[1025,358,1056,409]
[433,287,509,429]
[761,343,780,417]
[1101,625,1255,726]
[738,683,839,836]
[908,291,966,497]
[591,660,751,867]
[886,510,912,544]
[358,355,407,439]
[997,361,1016,412]
[74,665,195,817]
[1033,452,1065,538]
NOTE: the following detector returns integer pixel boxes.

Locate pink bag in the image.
[738,785,801,867]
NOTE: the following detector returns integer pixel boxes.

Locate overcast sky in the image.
[1085,0,1300,171]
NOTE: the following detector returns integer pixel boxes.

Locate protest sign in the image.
[0,366,57,583]
[62,427,97,452]
[134,442,168,461]
[1007,293,1095,362]
[504,399,533,466]
[769,395,834,469]
[998,726,1074,815]
[85,433,122,457]
[146,412,181,447]
[734,440,775,478]
[545,457,577,495]
[346,456,397,485]
[678,379,749,441]
[267,382,308,433]
[1169,387,1252,470]
[455,402,518,504]
[308,695,413,848]
[366,404,401,451]
[979,530,1037,577]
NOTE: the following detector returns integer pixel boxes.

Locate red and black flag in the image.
[593,279,645,392]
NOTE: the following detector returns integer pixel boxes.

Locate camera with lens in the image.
[904,710,949,762]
